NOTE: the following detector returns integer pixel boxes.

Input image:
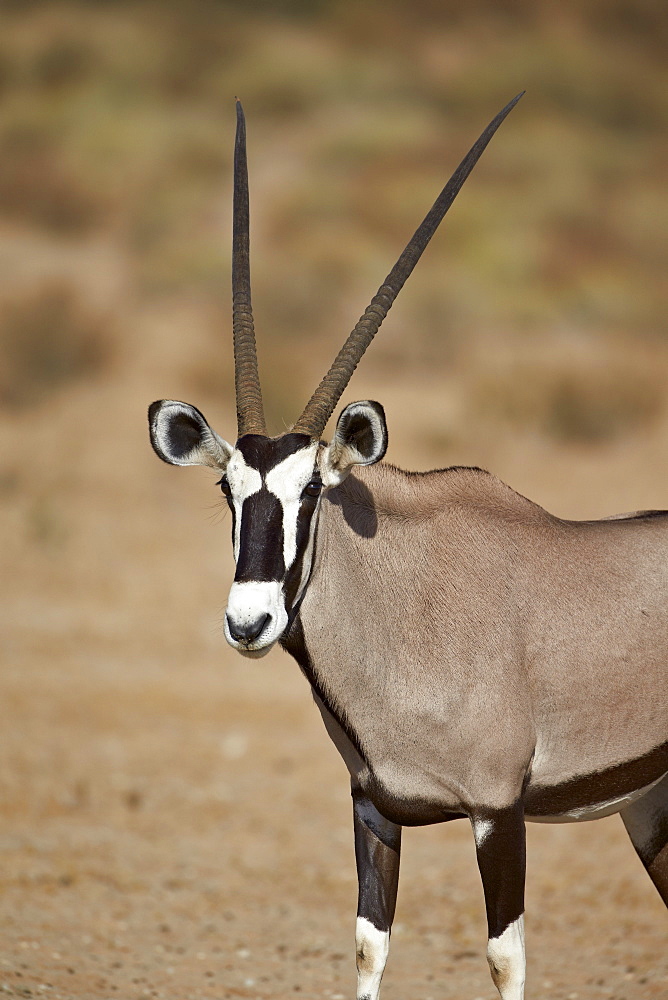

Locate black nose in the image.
[226,614,270,644]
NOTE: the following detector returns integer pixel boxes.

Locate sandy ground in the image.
[0,4,666,994]
[1,299,667,1000]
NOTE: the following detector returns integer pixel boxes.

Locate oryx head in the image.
[149,96,522,656]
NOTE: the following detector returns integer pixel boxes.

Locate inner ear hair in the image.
[149,400,231,469]
[339,410,377,460]
[331,401,387,470]
[167,408,207,460]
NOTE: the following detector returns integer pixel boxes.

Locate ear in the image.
[148,400,233,470]
[322,400,387,487]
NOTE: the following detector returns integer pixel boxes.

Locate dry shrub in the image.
[0,284,111,410]
[542,371,661,443]
[154,21,236,101]
[32,36,94,90]
[0,125,106,237]
[473,349,665,444]
[0,46,13,99]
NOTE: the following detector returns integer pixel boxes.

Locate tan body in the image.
[298,463,668,822]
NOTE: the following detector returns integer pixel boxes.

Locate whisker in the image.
[206,499,230,526]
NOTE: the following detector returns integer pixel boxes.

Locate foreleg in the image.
[352,784,402,1000]
[621,772,668,907]
[472,803,526,1000]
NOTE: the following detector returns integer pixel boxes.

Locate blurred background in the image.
[0,2,666,998]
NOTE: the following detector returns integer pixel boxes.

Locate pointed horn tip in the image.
[486,91,524,131]
[292,93,526,437]
[505,91,525,112]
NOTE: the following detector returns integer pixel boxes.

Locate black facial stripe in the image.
[234,488,285,583]
[236,432,313,474]
[231,435,320,596]
[282,495,319,611]
[229,502,237,548]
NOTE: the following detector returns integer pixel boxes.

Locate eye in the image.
[216,476,232,498]
[302,477,322,499]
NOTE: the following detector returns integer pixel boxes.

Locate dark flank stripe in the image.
[363,779,468,829]
[525,741,668,817]
[234,488,285,582]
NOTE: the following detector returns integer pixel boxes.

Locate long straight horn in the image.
[232,100,266,437]
[292,92,524,438]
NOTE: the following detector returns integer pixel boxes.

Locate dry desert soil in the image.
[1,363,667,1000]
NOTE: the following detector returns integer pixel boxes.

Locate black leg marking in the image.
[353,786,401,931]
[353,785,401,1000]
[621,772,668,907]
[472,803,526,999]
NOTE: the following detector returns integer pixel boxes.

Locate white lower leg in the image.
[487,914,525,1000]
[355,916,389,1000]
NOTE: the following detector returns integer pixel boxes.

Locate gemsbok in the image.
[148,96,668,999]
